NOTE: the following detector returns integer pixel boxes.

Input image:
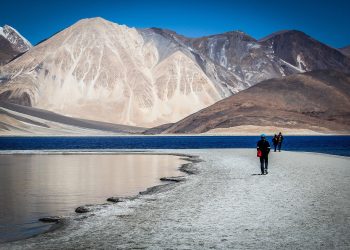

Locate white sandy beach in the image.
[1,149,350,249]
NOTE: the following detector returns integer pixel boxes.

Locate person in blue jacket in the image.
[257,134,271,175]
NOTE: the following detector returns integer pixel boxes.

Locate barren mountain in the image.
[157,28,350,85]
[178,31,295,84]
[1,18,349,129]
[156,70,350,134]
[0,25,32,65]
[259,30,350,73]
[0,18,224,127]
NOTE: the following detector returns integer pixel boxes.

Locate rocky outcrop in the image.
[75,206,92,213]
[0,25,32,65]
[39,216,62,223]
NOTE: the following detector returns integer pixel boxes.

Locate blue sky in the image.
[1,0,349,48]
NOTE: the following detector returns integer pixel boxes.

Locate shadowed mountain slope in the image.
[157,70,350,134]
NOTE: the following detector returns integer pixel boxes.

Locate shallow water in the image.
[0,154,185,242]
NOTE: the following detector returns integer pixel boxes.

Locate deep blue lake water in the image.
[0,136,349,157]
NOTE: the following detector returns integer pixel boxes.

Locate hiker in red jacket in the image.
[257,134,271,175]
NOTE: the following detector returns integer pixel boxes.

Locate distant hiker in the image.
[272,134,278,152]
[257,134,271,175]
[277,132,284,152]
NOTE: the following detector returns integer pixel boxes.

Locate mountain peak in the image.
[76,17,108,24]
[0,24,32,53]
[259,29,309,42]
[74,17,128,28]
[66,17,134,36]
[196,30,255,41]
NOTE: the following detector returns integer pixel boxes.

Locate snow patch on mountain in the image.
[279,59,304,73]
[0,25,32,52]
[296,54,307,72]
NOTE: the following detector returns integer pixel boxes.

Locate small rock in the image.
[160,177,185,182]
[107,197,121,203]
[39,216,61,223]
[75,206,91,213]
[139,185,162,195]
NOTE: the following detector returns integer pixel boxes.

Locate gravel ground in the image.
[2,149,350,249]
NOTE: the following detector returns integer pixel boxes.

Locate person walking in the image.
[272,134,278,152]
[277,132,284,152]
[257,134,270,175]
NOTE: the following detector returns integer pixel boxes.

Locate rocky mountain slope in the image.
[340,45,350,57]
[154,70,350,134]
[0,18,230,126]
[0,18,225,127]
[259,30,350,73]
[156,28,350,83]
[0,18,349,129]
[0,25,32,65]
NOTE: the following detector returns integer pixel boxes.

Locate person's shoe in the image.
[265,170,268,174]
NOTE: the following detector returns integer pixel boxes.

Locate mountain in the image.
[0,25,32,65]
[259,30,350,73]
[0,18,349,129]
[139,28,245,96]
[154,70,350,134]
[0,18,226,127]
[175,30,296,84]
[340,45,350,57]
[158,28,350,84]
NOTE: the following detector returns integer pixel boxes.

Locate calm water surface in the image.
[0,136,349,156]
[0,154,185,242]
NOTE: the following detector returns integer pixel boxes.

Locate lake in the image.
[0,135,349,156]
[0,153,185,242]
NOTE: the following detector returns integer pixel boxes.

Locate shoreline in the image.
[0,152,201,244]
[2,149,350,248]
[0,148,349,159]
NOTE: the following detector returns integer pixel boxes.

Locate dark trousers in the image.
[260,156,268,174]
[273,144,277,152]
[278,142,282,151]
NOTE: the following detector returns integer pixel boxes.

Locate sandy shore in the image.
[2,149,350,249]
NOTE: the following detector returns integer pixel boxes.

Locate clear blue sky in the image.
[1,0,349,48]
